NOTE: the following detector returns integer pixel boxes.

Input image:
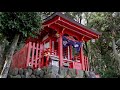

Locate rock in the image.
[12,68,19,76]
[77,70,84,78]
[27,76,31,78]
[34,69,41,76]
[7,75,12,78]
[36,76,40,78]
[25,72,30,78]
[19,68,24,75]
[59,67,68,77]
[27,69,33,75]
[88,71,96,78]
[42,66,47,74]
[15,75,21,78]
[11,75,21,78]
[39,70,44,78]
[33,69,37,75]
[47,66,52,73]
[43,73,58,78]
[75,76,81,78]
[8,69,13,75]
[36,70,41,76]
[10,75,16,78]
[50,73,57,78]
[51,66,59,74]
[43,74,50,78]
[23,69,27,75]
[56,75,64,78]
[21,75,26,78]
[67,68,76,77]
[26,75,31,78]
[31,75,36,78]
[65,75,71,78]
[84,71,90,78]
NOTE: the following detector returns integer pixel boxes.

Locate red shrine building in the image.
[11,12,101,71]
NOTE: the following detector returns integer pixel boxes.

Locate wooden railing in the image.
[63,55,89,71]
[11,42,42,69]
[26,42,41,69]
[11,43,28,69]
[12,42,89,71]
[83,55,89,71]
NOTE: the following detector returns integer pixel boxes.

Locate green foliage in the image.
[0,12,120,78]
[86,12,120,77]
[65,12,120,77]
[0,12,42,42]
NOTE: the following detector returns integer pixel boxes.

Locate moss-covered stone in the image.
[12,68,19,76]
[67,68,76,77]
[56,74,64,78]
[39,70,44,78]
[43,74,51,78]
[21,75,26,78]
[36,76,40,78]
[59,67,68,77]
[15,75,21,78]
[42,66,48,74]
[77,70,84,78]
[27,69,33,76]
[31,75,36,78]
[19,68,24,75]
[10,75,21,78]
[23,69,27,75]
[65,75,71,78]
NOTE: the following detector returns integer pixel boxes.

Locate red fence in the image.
[62,55,89,71]
[83,56,89,71]
[11,41,89,71]
[11,43,28,69]
[11,42,42,69]
[72,55,89,71]
[26,42,42,69]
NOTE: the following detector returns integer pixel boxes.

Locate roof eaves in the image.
[43,12,102,36]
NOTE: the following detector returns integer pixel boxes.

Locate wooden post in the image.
[49,38,52,54]
[70,45,72,60]
[26,42,32,67]
[68,46,70,59]
[31,42,35,68]
[80,44,85,70]
[58,33,63,67]
[39,43,43,68]
[35,43,39,68]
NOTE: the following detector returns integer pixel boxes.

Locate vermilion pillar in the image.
[80,44,85,70]
[70,46,73,60]
[49,38,52,54]
[58,33,63,67]
[26,42,32,67]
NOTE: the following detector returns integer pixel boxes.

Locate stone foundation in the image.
[7,65,88,78]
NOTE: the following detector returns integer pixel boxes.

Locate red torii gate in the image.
[11,12,101,71]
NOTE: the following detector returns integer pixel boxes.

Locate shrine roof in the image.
[43,12,101,35]
[41,12,102,41]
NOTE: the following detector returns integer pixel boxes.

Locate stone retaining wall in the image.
[7,66,90,78]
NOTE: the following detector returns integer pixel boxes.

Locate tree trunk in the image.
[112,37,120,70]
[87,41,93,71]
[0,37,7,72]
[0,34,20,78]
[0,43,5,71]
